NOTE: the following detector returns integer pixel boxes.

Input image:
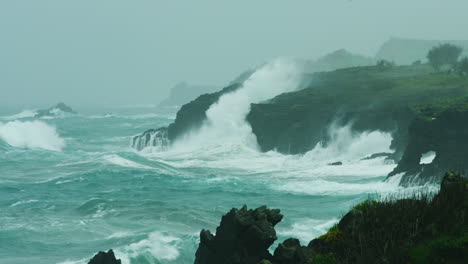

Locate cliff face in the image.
[194,172,468,264]
[388,97,468,185]
[247,66,468,158]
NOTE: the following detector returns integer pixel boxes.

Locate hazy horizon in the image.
[2,0,468,107]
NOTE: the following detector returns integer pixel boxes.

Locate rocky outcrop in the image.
[131,84,240,150]
[194,205,283,264]
[88,250,121,264]
[35,103,76,118]
[195,172,468,264]
[388,98,468,185]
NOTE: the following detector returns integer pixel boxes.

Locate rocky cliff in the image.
[247,65,468,159]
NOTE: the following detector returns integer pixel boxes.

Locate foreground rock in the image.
[88,250,121,264]
[195,172,468,264]
[35,103,76,118]
[195,205,283,264]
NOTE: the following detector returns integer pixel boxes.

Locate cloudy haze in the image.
[1,0,468,107]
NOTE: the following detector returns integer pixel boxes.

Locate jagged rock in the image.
[194,205,283,264]
[88,250,121,264]
[35,103,76,118]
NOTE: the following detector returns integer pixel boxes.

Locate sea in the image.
[0,60,435,264]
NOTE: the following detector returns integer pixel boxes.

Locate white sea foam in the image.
[103,154,152,169]
[278,218,338,243]
[0,120,65,151]
[115,231,181,263]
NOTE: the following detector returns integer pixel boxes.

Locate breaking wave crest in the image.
[0,120,65,151]
[172,58,302,152]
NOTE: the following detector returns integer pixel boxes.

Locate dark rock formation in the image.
[194,205,283,264]
[88,250,121,264]
[388,98,468,185]
[35,103,76,118]
[328,161,343,166]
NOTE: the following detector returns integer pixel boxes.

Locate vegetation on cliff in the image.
[247,64,468,155]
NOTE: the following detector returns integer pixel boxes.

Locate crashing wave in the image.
[131,127,169,151]
[0,120,65,151]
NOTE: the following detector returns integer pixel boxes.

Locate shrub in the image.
[427,43,463,70]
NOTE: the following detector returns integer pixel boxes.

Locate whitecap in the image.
[10,199,39,207]
[103,154,152,169]
[114,231,181,263]
[0,120,65,151]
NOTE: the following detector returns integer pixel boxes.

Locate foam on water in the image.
[115,232,181,263]
[0,120,65,151]
[103,154,153,169]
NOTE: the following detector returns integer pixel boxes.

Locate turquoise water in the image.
[0,105,406,264]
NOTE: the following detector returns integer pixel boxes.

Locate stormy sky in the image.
[1,0,468,107]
